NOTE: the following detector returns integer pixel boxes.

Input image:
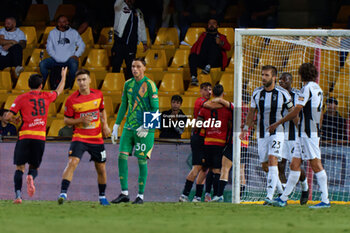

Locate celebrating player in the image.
[111,58,159,204]
[57,69,111,206]
[5,68,67,204]
[269,63,330,208]
[278,72,309,205]
[179,82,212,202]
[240,65,294,205]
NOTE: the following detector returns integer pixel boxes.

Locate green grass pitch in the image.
[0,201,349,233]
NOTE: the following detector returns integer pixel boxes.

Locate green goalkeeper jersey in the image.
[115,76,159,131]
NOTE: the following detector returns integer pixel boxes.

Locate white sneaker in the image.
[179,194,190,202]
[192,196,201,202]
[15,66,24,77]
[211,196,224,202]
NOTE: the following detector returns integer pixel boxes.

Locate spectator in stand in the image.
[0,17,26,77]
[174,0,196,41]
[189,18,231,86]
[238,0,278,28]
[159,95,187,139]
[112,0,148,79]
[39,15,85,89]
[321,97,348,143]
[0,109,17,136]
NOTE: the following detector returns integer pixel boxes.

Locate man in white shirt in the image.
[0,17,26,77]
[39,15,85,89]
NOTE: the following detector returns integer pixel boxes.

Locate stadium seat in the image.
[0,71,12,92]
[24,4,50,24]
[319,50,340,77]
[47,119,66,137]
[103,96,115,119]
[257,50,284,71]
[144,72,155,81]
[39,26,55,46]
[158,73,184,96]
[47,102,57,117]
[56,97,69,118]
[100,73,125,96]
[54,4,76,22]
[180,27,206,49]
[181,96,197,116]
[153,27,179,48]
[332,73,349,98]
[25,49,49,72]
[136,28,151,57]
[12,72,38,94]
[225,57,234,72]
[144,49,167,69]
[82,49,110,84]
[218,27,234,57]
[219,72,234,96]
[184,74,212,96]
[81,27,94,48]
[4,95,18,110]
[69,72,97,92]
[158,96,171,112]
[168,49,191,78]
[97,27,114,49]
[19,26,37,49]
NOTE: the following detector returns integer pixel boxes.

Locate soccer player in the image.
[197,84,232,201]
[278,72,309,205]
[110,58,159,204]
[240,65,295,205]
[269,63,330,208]
[57,69,111,206]
[5,68,67,204]
[179,82,212,202]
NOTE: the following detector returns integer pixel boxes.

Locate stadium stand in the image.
[158,73,184,96]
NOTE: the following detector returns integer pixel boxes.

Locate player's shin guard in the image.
[14,170,23,198]
[315,170,329,204]
[138,158,148,195]
[280,170,300,201]
[266,166,278,200]
[118,153,129,191]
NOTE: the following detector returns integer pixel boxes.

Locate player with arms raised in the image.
[5,68,67,203]
[111,58,159,204]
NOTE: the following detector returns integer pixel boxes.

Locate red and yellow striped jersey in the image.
[64,89,104,144]
[10,90,57,140]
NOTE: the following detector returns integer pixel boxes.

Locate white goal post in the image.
[233,29,350,204]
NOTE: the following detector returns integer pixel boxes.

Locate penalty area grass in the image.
[0,200,349,233]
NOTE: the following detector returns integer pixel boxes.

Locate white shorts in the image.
[294,137,321,160]
[257,133,284,163]
[282,139,301,162]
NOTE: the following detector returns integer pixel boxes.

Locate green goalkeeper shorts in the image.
[119,128,154,159]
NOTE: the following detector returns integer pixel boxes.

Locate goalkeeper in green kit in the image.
[111,58,159,204]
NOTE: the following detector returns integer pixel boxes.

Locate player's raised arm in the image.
[55,67,68,96]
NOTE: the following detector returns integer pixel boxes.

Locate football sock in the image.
[300,179,309,192]
[266,166,278,200]
[315,170,329,204]
[276,178,284,194]
[138,158,148,195]
[212,173,220,196]
[118,153,129,191]
[137,194,144,200]
[98,184,106,196]
[183,179,193,196]
[60,179,71,194]
[205,171,214,194]
[217,179,228,197]
[195,184,204,198]
[14,170,23,197]
[122,190,129,195]
[280,170,300,202]
[28,169,38,179]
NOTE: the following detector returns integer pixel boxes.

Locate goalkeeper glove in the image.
[111,124,119,144]
[136,125,148,138]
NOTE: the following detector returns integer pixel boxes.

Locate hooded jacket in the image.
[46,27,85,63]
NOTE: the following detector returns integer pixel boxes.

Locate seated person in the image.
[39,15,85,89]
[159,95,187,139]
[0,17,26,76]
[321,97,348,143]
[58,125,73,137]
[189,18,231,86]
[0,109,17,136]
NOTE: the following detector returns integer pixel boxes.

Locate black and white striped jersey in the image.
[282,88,299,141]
[251,86,293,139]
[296,81,323,138]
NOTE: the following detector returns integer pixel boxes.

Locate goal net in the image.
[233,29,350,204]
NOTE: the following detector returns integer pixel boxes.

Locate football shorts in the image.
[14,139,45,168]
[257,133,284,163]
[69,141,107,163]
[119,128,154,159]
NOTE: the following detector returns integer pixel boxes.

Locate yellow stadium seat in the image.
[47,102,57,117]
[83,49,110,69]
[103,96,115,119]
[100,73,125,95]
[184,74,212,96]
[333,73,350,98]
[144,49,167,69]
[0,71,12,92]
[153,27,179,47]
[47,119,66,137]
[57,96,69,118]
[136,28,151,57]
[25,49,49,72]
[180,27,206,49]
[181,96,197,116]
[70,72,97,92]
[19,26,37,49]
[4,95,19,110]
[158,96,171,112]
[218,27,234,56]
[39,26,55,45]
[24,4,50,24]
[12,72,38,94]
[81,27,94,48]
[97,27,114,48]
[158,73,184,96]
[225,57,234,72]
[219,72,234,96]
[257,50,284,71]
[169,49,190,69]
[319,50,340,76]
[54,4,76,21]
[144,72,155,81]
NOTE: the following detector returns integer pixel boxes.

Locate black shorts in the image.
[203,145,224,169]
[223,143,233,161]
[190,134,205,166]
[69,141,106,163]
[14,139,45,168]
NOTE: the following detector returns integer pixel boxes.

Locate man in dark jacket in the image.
[189,18,231,86]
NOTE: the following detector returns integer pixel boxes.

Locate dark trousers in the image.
[189,53,221,77]
[0,44,23,70]
[111,42,136,80]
